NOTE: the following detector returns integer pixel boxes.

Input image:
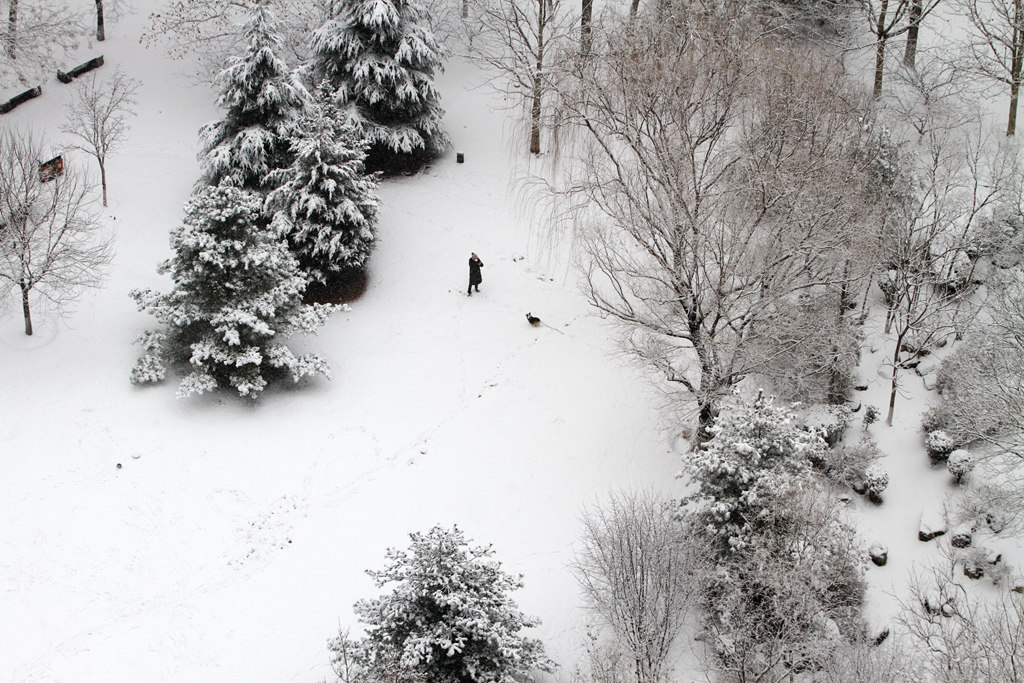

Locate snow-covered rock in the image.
[915,356,940,377]
[923,373,939,391]
[950,525,973,548]
[919,507,948,542]
[869,542,888,566]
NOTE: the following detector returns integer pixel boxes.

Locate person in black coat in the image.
[468,253,483,296]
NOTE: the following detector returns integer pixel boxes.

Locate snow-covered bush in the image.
[334,525,553,683]
[925,429,956,462]
[925,331,1021,450]
[266,86,379,286]
[701,487,865,680]
[198,3,307,190]
[956,481,1022,535]
[947,449,975,485]
[863,404,880,428]
[682,390,828,552]
[967,204,1024,268]
[310,0,449,174]
[824,437,882,490]
[130,186,333,398]
[800,403,852,449]
[864,463,889,501]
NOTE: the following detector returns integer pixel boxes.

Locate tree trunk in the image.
[828,265,852,404]
[885,340,902,425]
[462,0,468,19]
[530,0,547,155]
[21,280,32,336]
[903,0,921,67]
[630,0,640,19]
[873,1,889,98]
[95,0,105,41]
[874,36,887,98]
[7,0,17,60]
[100,161,108,206]
[1008,4,1023,136]
[581,0,592,54]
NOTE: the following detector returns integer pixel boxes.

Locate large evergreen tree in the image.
[199,2,308,190]
[130,186,333,398]
[266,87,380,287]
[333,526,552,682]
[310,0,449,174]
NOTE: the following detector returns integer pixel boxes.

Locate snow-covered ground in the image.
[1,4,1021,683]
[0,11,680,682]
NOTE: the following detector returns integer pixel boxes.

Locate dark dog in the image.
[526,312,541,327]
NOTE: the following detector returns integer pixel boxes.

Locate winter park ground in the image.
[0,12,682,683]
[2,7,1024,683]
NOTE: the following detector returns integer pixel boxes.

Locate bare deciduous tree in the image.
[0,1,83,88]
[463,0,574,155]
[0,129,112,335]
[856,0,943,97]
[876,122,1016,424]
[556,2,880,439]
[143,0,336,79]
[572,490,705,683]
[61,68,140,207]
[957,0,1024,135]
[899,551,1024,681]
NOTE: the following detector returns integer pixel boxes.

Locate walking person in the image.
[468,253,483,296]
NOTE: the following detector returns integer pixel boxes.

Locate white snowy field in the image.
[0,10,681,682]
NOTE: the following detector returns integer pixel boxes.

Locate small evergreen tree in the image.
[199,1,308,190]
[130,186,333,398]
[310,0,449,174]
[682,390,829,552]
[337,525,552,683]
[266,86,379,286]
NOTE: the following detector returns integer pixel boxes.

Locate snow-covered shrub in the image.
[337,525,553,683]
[863,404,880,428]
[925,429,956,462]
[130,186,333,398]
[926,333,1019,448]
[824,437,882,490]
[801,403,852,449]
[266,86,379,287]
[198,3,307,190]
[956,481,1021,536]
[682,390,828,552]
[864,463,889,501]
[310,0,449,174]
[947,449,975,484]
[701,487,865,680]
[967,204,1024,268]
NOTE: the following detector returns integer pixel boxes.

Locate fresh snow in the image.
[0,11,678,682]
[2,4,1023,682]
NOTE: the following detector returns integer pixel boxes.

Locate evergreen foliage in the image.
[199,2,308,189]
[267,86,379,285]
[683,391,829,552]
[339,525,552,683]
[130,186,333,398]
[310,0,449,174]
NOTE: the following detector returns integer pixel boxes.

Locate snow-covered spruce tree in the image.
[338,525,552,683]
[266,85,379,287]
[129,186,333,398]
[198,1,308,190]
[310,0,449,174]
[681,390,829,553]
